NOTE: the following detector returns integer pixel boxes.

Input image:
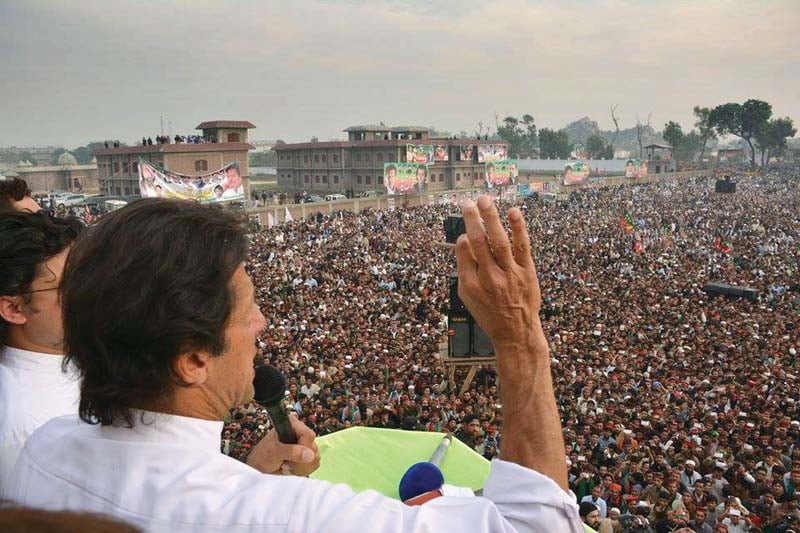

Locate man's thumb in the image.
[280,443,315,464]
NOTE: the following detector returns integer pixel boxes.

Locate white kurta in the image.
[5,411,582,532]
[0,346,79,492]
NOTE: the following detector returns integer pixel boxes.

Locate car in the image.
[56,194,88,208]
[300,195,323,203]
[324,194,347,202]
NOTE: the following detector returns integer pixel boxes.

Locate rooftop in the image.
[273,138,504,150]
[196,120,256,130]
[93,142,255,156]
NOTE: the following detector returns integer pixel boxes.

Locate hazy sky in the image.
[1,0,798,148]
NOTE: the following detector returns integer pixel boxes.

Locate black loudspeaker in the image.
[473,324,493,356]
[715,179,736,193]
[448,311,472,357]
[449,275,465,311]
[444,214,466,244]
[703,282,757,302]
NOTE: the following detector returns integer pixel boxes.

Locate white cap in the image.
[685,460,696,466]
[729,509,741,517]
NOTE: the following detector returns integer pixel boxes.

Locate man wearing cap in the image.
[681,459,702,493]
[579,501,600,532]
[718,506,750,533]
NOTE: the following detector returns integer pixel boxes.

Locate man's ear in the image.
[0,296,27,326]
[172,351,213,386]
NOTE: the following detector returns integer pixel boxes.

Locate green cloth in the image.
[310,427,491,499]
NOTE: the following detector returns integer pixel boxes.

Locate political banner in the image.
[383,162,429,195]
[405,145,434,164]
[433,145,449,162]
[459,145,475,162]
[477,144,508,163]
[625,159,648,178]
[563,161,590,185]
[484,159,518,188]
[138,159,244,203]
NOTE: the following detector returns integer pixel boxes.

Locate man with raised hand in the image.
[6,196,581,532]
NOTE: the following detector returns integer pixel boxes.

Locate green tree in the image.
[693,106,716,162]
[538,128,573,159]
[495,114,537,158]
[584,134,610,159]
[754,117,796,166]
[249,150,277,167]
[662,121,684,167]
[708,99,772,168]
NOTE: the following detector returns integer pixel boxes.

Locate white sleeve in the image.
[287,459,583,533]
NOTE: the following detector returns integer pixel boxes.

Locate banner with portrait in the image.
[405,145,434,164]
[563,161,590,185]
[484,159,518,188]
[625,159,648,178]
[138,159,244,203]
[459,145,475,162]
[477,144,508,163]
[383,162,429,195]
[433,145,449,162]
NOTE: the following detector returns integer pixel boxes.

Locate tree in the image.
[538,128,573,159]
[754,117,796,166]
[635,113,651,158]
[693,106,716,162]
[585,134,608,159]
[609,105,621,153]
[249,150,277,167]
[662,121,684,167]
[495,114,538,157]
[50,148,67,165]
[17,151,36,165]
[708,99,772,168]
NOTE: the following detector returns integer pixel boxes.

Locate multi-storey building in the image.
[273,125,508,193]
[93,121,254,197]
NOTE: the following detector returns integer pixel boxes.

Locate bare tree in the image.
[610,105,621,152]
[635,113,652,158]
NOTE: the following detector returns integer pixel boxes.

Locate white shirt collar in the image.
[99,410,224,455]
[0,345,67,372]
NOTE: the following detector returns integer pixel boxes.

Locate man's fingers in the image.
[508,207,534,268]
[276,442,316,464]
[461,199,496,270]
[477,195,514,269]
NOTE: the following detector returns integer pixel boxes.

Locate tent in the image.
[310,427,491,499]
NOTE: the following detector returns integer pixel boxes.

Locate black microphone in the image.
[253,365,297,444]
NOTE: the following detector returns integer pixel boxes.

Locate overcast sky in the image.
[1,0,798,148]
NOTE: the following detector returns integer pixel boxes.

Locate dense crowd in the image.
[221,166,800,532]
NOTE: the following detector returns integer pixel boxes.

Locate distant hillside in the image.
[561,116,664,154]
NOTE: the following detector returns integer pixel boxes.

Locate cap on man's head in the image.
[579,501,598,517]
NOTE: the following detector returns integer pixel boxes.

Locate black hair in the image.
[0,211,82,345]
[61,199,249,427]
[0,177,32,211]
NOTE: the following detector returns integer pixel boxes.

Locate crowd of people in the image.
[221,166,800,532]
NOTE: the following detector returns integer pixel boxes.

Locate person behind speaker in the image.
[6,197,582,532]
[0,212,83,492]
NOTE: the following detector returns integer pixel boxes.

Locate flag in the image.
[267,212,275,228]
[284,207,293,223]
[713,235,731,255]
[620,211,635,234]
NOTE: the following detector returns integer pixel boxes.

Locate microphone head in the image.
[399,462,444,502]
[253,365,287,406]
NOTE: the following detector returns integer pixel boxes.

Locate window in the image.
[321,154,327,162]
[365,175,371,184]
[132,161,138,173]
[456,173,461,181]
[304,175,310,183]
[333,175,339,184]
[195,160,208,172]
[227,132,241,142]
[124,187,131,195]
[304,154,309,163]
[123,162,130,173]
[439,173,444,182]
[322,175,328,184]
[356,153,362,162]
[115,187,122,196]
[377,153,383,163]
[315,175,320,183]
[333,154,339,163]
[480,172,484,180]
[314,154,319,163]
[357,175,362,184]
[134,187,140,195]
[378,175,383,184]
[114,162,120,173]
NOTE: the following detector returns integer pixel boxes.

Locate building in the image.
[273,125,508,193]
[4,152,99,193]
[643,144,677,173]
[93,121,255,197]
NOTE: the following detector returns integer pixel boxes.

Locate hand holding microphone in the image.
[247,365,320,476]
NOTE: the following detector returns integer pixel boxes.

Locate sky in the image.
[1,0,798,148]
